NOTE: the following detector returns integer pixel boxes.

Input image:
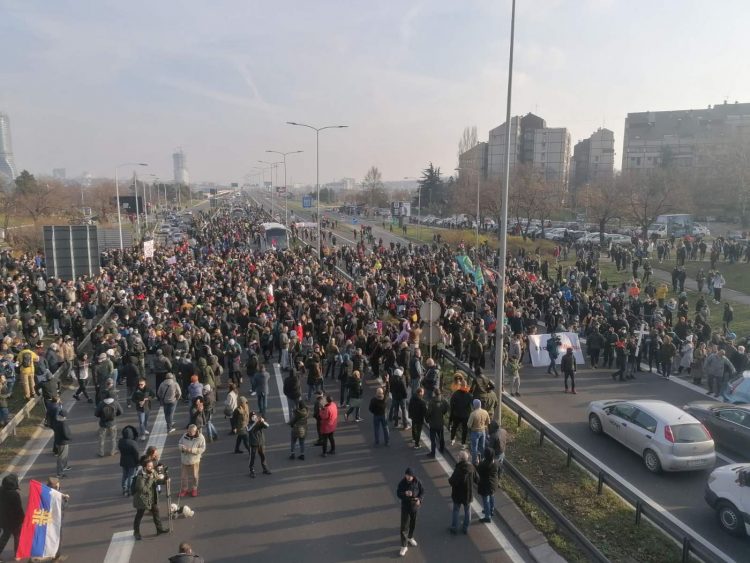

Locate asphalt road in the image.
[258,194,750,561]
[8,369,529,562]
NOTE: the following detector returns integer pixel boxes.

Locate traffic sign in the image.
[302,195,313,208]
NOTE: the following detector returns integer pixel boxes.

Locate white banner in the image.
[528,332,585,368]
[143,239,155,259]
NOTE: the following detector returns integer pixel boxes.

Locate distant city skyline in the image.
[1,1,749,185]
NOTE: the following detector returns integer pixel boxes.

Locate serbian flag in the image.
[16,480,63,559]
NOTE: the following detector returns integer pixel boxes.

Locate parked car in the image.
[722,372,750,404]
[692,224,711,237]
[682,402,750,456]
[587,399,716,473]
[705,463,750,537]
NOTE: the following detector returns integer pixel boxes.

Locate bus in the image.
[259,222,290,252]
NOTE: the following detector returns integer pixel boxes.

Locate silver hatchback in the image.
[587,399,716,473]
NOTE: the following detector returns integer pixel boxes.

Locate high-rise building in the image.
[458,142,488,179]
[52,168,67,180]
[173,149,189,185]
[572,128,615,188]
[0,112,18,182]
[486,116,521,179]
[622,101,750,173]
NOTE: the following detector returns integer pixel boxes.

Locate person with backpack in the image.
[157,373,182,432]
[283,363,302,415]
[487,420,508,477]
[118,425,140,496]
[546,334,561,377]
[425,390,448,457]
[95,389,123,457]
[422,358,439,400]
[16,344,39,401]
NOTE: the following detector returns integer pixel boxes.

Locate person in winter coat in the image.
[252,367,270,416]
[189,398,208,436]
[449,377,472,448]
[407,387,427,449]
[118,425,141,496]
[396,467,424,557]
[448,450,478,534]
[487,420,507,476]
[659,336,677,379]
[368,386,390,446]
[248,411,271,477]
[467,399,490,465]
[232,396,251,453]
[289,400,308,460]
[95,390,123,457]
[224,382,239,433]
[168,542,205,563]
[157,372,182,432]
[283,366,302,415]
[425,391,448,457]
[131,377,156,441]
[388,368,410,429]
[53,409,73,478]
[476,448,499,522]
[560,347,577,393]
[319,395,338,457]
[0,473,24,557]
[120,356,140,408]
[178,424,206,497]
[152,349,172,391]
[132,458,169,540]
[345,370,363,422]
[187,375,203,404]
[72,352,93,403]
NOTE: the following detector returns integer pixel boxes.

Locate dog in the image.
[169,503,195,518]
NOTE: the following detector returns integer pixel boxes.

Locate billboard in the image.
[116,196,144,214]
[43,225,101,280]
[391,201,411,217]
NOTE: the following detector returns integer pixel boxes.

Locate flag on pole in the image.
[16,480,63,559]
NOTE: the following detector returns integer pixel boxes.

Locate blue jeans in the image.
[163,402,176,429]
[307,382,324,400]
[5,377,15,394]
[451,502,471,531]
[429,427,445,454]
[257,392,267,415]
[470,430,486,464]
[291,436,305,455]
[0,406,8,425]
[373,415,390,445]
[137,410,150,435]
[121,466,136,493]
[389,398,409,427]
[482,494,495,519]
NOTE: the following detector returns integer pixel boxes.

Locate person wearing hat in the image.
[396,467,423,557]
[388,368,410,430]
[53,409,73,478]
[16,342,39,401]
[467,399,490,465]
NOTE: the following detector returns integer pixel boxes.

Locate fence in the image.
[440,349,725,563]
[0,304,115,446]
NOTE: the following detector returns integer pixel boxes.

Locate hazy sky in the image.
[1,1,748,185]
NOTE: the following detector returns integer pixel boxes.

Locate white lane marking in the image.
[103,408,166,563]
[1,396,77,481]
[273,363,289,423]
[419,430,526,563]
[716,452,738,464]
[517,405,736,563]
[102,531,135,563]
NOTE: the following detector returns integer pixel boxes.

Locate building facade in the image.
[532,127,571,193]
[572,128,615,187]
[622,101,750,173]
[0,112,18,182]
[173,149,189,185]
[457,142,488,179]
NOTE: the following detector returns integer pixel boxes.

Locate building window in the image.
[636,157,641,165]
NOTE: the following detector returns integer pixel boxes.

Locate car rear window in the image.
[671,424,710,443]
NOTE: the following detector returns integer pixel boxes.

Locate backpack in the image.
[22,351,32,368]
[424,367,438,390]
[101,402,116,423]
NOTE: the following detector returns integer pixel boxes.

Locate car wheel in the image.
[717,502,745,536]
[643,449,662,473]
[588,414,603,434]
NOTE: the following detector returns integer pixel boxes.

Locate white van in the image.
[705,463,750,537]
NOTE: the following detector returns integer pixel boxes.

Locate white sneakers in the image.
[407,538,418,546]
[399,547,408,557]
[400,538,417,556]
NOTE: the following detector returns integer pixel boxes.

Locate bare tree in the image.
[624,168,685,239]
[586,176,626,244]
[363,166,387,207]
[458,125,479,162]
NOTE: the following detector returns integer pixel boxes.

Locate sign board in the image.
[116,196,144,214]
[302,195,313,209]
[231,183,239,188]
[143,239,155,259]
[419,300,442,322]
[98,228,134,251]
[391,201,411,217]
[43,225,100,281]
[276,186,287,194]
[528,333,585,367]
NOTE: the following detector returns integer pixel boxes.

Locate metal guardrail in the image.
[440,349,725,563]
[0,304,115,445]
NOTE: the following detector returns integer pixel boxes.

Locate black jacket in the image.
[0,474,24,529]
[448,460,478,505]
[118,425,141,469]
[53,417,72,446]
[368,397,387,417]
[396,476,424,512]
[450,389,473,419]
[283,373,301,401]
[390,375,408,401]
[407,395,427,425]
[560,353,576,373]
[477,457,499,496]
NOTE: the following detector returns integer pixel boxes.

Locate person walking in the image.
[252,365,270,417]
[283,366,302,416]
[319,395,338,457]
[508,357,522,397]
[659,336,677,379]
[476,447,499,523]
[449,378,472,448]
[94,389,123,457]
[448,450,478,535]
[132,458,170,540]
[178,424,206,497]
[396,467,424,557]
[157,373,182,433]
[407,387,427,449]
[425,390,448,457]
[118,425,140,496]
[289,399,308,460]
[72,352,93,403]
[344,370,364,422]
[232,396,251,454]
[369,386,390,447]
[248,411,271,478]
[131,378,156,441]
[224,382,238,433]
[0,375,10,427]
[16,344,39,401]
[560,347,577,394]
[53,409,73,478]
[388,368,410,429]
[467,399,490,465]
[546,334,561,376]
[152,349,172,392]
[0,474,24,559]
[487,420,508,476]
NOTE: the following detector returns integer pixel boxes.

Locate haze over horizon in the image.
[1,0,747,185]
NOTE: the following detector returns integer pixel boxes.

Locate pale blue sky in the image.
[1,0,748,184]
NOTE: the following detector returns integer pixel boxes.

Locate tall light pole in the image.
[258,160,282,219]
[114,162,148,251]
[266,150,303,226]
[494,0,517,425]
[286,121,348,257]
[455,166,482,251]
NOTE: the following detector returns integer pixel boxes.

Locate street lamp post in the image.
[114,162,148,251]
[258,160,283,219]
[266,150,303,226]
[286,121,348,258]
[494,0,517,426]
[455,167,482,251]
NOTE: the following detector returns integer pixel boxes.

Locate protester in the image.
[396,468,423,557]
[248,411,271,477]
[369,386,390,447]
[178,424,206,497]
[477,447,499,523]
[132,458,170,540]
[94,389,123,457]
[118,425,141,496]
[425,390,448,457]
[0,473,24,558]
[319,394,338,457]
[289,399,309,460]
[53,409,73,479]
[448,450,477,535]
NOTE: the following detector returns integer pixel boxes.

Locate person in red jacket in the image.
[319,394,338,457]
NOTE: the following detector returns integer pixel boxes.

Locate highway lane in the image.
[10,368,529,562]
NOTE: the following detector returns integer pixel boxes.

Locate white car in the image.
[705,464,750,537]
[692,224,711,237]
[587,399,716,473]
